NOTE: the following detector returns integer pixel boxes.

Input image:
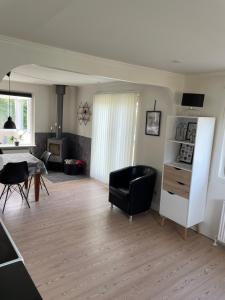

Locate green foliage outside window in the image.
[0,97,28,129]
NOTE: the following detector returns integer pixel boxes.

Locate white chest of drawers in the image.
[159,116,215,232]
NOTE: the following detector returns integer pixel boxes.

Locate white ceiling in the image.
[6,65,115,86]
[0,0,225,73]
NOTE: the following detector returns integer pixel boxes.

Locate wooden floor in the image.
[1,178,225,300]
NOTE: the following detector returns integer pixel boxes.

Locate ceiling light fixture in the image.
[171,60,182,64]
[3,72,16,129]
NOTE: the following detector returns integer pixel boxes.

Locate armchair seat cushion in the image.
[109,186,129,199]
[117,188,129,195]
[109,165,156,217]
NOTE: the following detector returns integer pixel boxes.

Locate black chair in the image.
[0,162,30,213]
[28,151,51,196]
[109,165,156,221]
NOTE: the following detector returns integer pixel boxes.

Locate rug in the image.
[45,171,87,183]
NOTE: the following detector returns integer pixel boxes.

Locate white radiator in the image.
[217,200,225,244]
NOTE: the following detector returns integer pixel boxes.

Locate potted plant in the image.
[14,138,19,146]
[9,133,24,146]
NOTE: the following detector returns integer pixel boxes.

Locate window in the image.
[90,92,139,183]
[0,91,32,145]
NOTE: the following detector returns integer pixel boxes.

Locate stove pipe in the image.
[55,85,66,139]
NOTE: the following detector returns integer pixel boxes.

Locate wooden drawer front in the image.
[164,165,191,186]
[163,179,190,199]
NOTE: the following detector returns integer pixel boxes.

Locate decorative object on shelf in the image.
[77,102,91,125]
[186,122,197,143]
[177,143,194,164]
[50,123,59,137]
[3,72,16,129]
[145,110,161,136]
[175,122,188,141]
[8,131,24,146]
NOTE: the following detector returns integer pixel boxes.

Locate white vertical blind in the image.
[90,92,139,183]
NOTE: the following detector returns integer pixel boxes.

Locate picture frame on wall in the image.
[178,143,194,164]
[185,122,197,143]
[145,111,161,136]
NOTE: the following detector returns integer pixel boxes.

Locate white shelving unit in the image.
[159,116,215,238]
[167,139,195,146]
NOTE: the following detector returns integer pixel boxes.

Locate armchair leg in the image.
[129,216,133,222]
[160,216,166,226]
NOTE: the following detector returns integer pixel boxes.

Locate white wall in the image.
[76,82,174,209]
[0,80,55,133]
[0,80,77,134]
[0,35,185,94]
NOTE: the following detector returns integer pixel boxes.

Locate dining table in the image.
[0,153,47,202]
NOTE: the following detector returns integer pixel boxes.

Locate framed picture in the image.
[145,111,161,136]
[178,143,194,164]
[185,122,197,142]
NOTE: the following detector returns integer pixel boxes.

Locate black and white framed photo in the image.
[185,122,197,143]
[178,143,194,164]
[145,111,161,136]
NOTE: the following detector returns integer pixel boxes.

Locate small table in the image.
[0,153,47,202]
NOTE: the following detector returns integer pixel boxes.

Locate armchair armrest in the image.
[109,166,132,188]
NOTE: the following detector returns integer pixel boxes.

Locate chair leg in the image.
[129,216,133,222]
[18,184,30,208]
[0,185,7,200]
[27,176,33,197]
[2,186,10,213]
[18,184,24,201]
[40,175,49,195]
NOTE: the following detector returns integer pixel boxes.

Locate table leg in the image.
[34,174,41,202]
[24,179,28,189]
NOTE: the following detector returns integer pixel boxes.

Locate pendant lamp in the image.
[3,72,16,129]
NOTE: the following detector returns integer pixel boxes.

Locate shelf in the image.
[168,115,199,119]
[165,161,192,172]
[0,144,36,149]
[167,139,195,146]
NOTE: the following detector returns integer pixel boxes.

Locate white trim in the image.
[0,219,24,268]
[0,34,184,92]
[0,258,23,268]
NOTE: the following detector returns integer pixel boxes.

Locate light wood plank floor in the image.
[1,178,225,300]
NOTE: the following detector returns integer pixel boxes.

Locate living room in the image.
[1,1,225,299]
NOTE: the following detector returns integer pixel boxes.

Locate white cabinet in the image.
[159,116,215,232]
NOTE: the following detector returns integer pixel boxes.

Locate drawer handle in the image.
[168,191,174,195]
[174,167,181,170]
[177,181,185,185]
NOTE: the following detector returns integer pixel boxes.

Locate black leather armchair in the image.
[109,165,156,220]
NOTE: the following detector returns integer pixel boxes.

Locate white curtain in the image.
[90,92,139,183]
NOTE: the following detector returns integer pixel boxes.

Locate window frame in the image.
[0,90,34,145]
